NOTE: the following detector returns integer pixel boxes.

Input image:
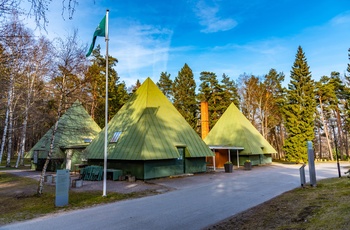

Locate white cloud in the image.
[194,0,237,33]
[330,11,350,25]
[107,20,174,85]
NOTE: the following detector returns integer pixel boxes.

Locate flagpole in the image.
[103,9,109,197]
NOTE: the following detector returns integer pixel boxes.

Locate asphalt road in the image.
[1,162,348,230]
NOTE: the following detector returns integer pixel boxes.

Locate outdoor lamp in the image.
[329,117,341,178]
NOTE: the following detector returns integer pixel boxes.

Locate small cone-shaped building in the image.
[85,78,214,179]
[25,100,101,171]
[204,102,277,167]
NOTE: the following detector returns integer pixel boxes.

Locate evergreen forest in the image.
[1,16,350,167]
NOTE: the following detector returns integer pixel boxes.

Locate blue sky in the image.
[22,0,350,87]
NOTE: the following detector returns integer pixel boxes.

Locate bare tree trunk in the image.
[37,30,86,194]
[319,99,333,160]
[257,95,265,138]
[16,107,28,167]
[16,70,36,167]
[6,98,14,167]
[346,132,349,158]
[265,114,269,140]
[272,127,281,159]
[0,77,14,165]
[335,108,344,159]
[0,105,9,165]
[279,123,285,159]
[317,123,322,159]
[37,95,63,195]
[37,70,67,195]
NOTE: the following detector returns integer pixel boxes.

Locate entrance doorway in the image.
[177,147,185,173]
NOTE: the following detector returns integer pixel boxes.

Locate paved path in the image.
[1,163,348,230]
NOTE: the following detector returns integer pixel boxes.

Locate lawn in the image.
[1,168,350,229]
[0,172,159,226]
[206,177,350,230]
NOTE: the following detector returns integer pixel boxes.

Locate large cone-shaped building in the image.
[26,100,101,171]
[204,102,277,167]
[85,78,214,179]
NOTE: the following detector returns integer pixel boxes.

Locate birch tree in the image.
[0,17,32,166]
[37,30,87,195]
[1,0,79,30]
[15,37,52,167]
[0,43,11,165]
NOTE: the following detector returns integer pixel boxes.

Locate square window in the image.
[110,131,122,143]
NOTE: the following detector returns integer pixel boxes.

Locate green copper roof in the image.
[204,103,277,154]
[25,100,101,159]
[85,77,214,160]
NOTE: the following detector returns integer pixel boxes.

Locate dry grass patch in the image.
[0,172,160,226]
[206,178,350,230]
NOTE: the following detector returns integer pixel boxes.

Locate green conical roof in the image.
[25,100,101,158]
[204,103,277,154]
[85,78,214,160]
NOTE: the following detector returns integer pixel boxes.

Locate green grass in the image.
[0,172,157,226]
[207,177,350,230]
[0,158,32,170]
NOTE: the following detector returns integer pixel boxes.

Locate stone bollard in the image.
[128,176,136,182]
[44,175,53,183]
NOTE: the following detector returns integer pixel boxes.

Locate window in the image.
[177,147,184,160]
[83,138,92,143]
[110,131,122,143]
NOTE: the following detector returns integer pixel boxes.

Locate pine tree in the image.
[262,69,286,156]
[157,72,173,101]
[315,76,336,160]
[85,45,128,127]
[345,49,350,148]
[173,63,198,129]
[348,48,350,74]
[221,73,240,109]
[129,79,141,94]
[283,46,316,163]
[197,71,223,129]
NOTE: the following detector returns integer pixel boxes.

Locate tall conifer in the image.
[173,63,198,129]
[221,73,240,109]
[86,45,128,127]
[198,71,223,129]
[157,71,173,101]
[283,46,316,162]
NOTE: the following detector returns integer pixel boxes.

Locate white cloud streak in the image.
[194,0,237,33]
[108,20,174,85]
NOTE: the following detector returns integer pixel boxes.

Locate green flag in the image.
[86,16,106,57]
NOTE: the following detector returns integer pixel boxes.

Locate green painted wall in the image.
[35,158,65,171]
[230,151,272,166]
[260,154,272,164]
[70,149,88,166]
[144,159,184,180]
[185,157,206,173]
[89,157,207,180]
[33,149,87,172]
